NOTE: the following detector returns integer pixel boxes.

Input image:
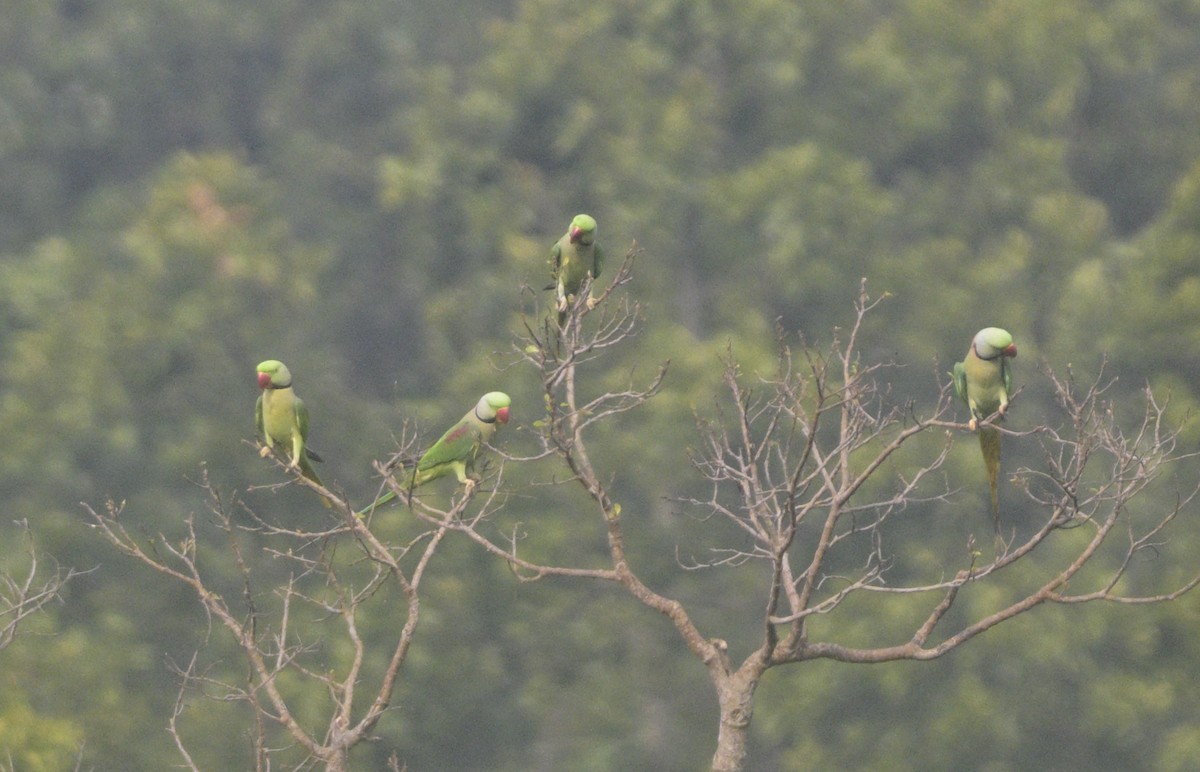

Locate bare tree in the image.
[82,259,1199,771]
[0,519,79,653]
[427,266,1200,772]
[83,456,478,771]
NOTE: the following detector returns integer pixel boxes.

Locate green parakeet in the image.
[255,359,331,507]
[952,328,1017,531]
[358,392,511,516]
[549,214,603,325]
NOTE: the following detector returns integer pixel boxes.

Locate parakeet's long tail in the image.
[356,490,395,518]
[979,425,1002,534]
[299,456,333,508]
[355,468,421,518]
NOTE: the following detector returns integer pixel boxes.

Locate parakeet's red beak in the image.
[568,226,583,244]
[1004,344,1017,358]
[496,406,510,424]
[257,372,272,389]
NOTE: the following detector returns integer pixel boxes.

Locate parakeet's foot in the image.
[555,296,569,313]
[968,417,978,431]
[463,477,477,494]
[585,296,598,310]
[998,403,1009,417]
[259,445,273,458]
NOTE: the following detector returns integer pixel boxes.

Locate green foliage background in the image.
[2,0,1199,768]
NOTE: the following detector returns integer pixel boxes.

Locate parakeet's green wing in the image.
[255,394,265,438]
[294,399,324,462]
[545,241,563,291]
[295,396,310,442]
[593,242,604,280]
[418,420,481,470]
[952,361,968,406]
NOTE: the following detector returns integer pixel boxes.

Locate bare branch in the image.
[500,275,1199,771]
[83,458,458,770]
[0,519,81,652]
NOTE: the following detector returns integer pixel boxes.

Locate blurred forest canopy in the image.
[2,0,1200,768]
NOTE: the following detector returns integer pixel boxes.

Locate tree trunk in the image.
[322,749,347,772]
[710,670,759,772]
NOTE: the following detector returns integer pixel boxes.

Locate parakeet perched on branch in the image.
[952,328,1017,532]
[358,392,511,516]
[255,359,331,507]
[549,214,603,325]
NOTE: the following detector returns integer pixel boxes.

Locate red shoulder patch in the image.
[444,425,470,443]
